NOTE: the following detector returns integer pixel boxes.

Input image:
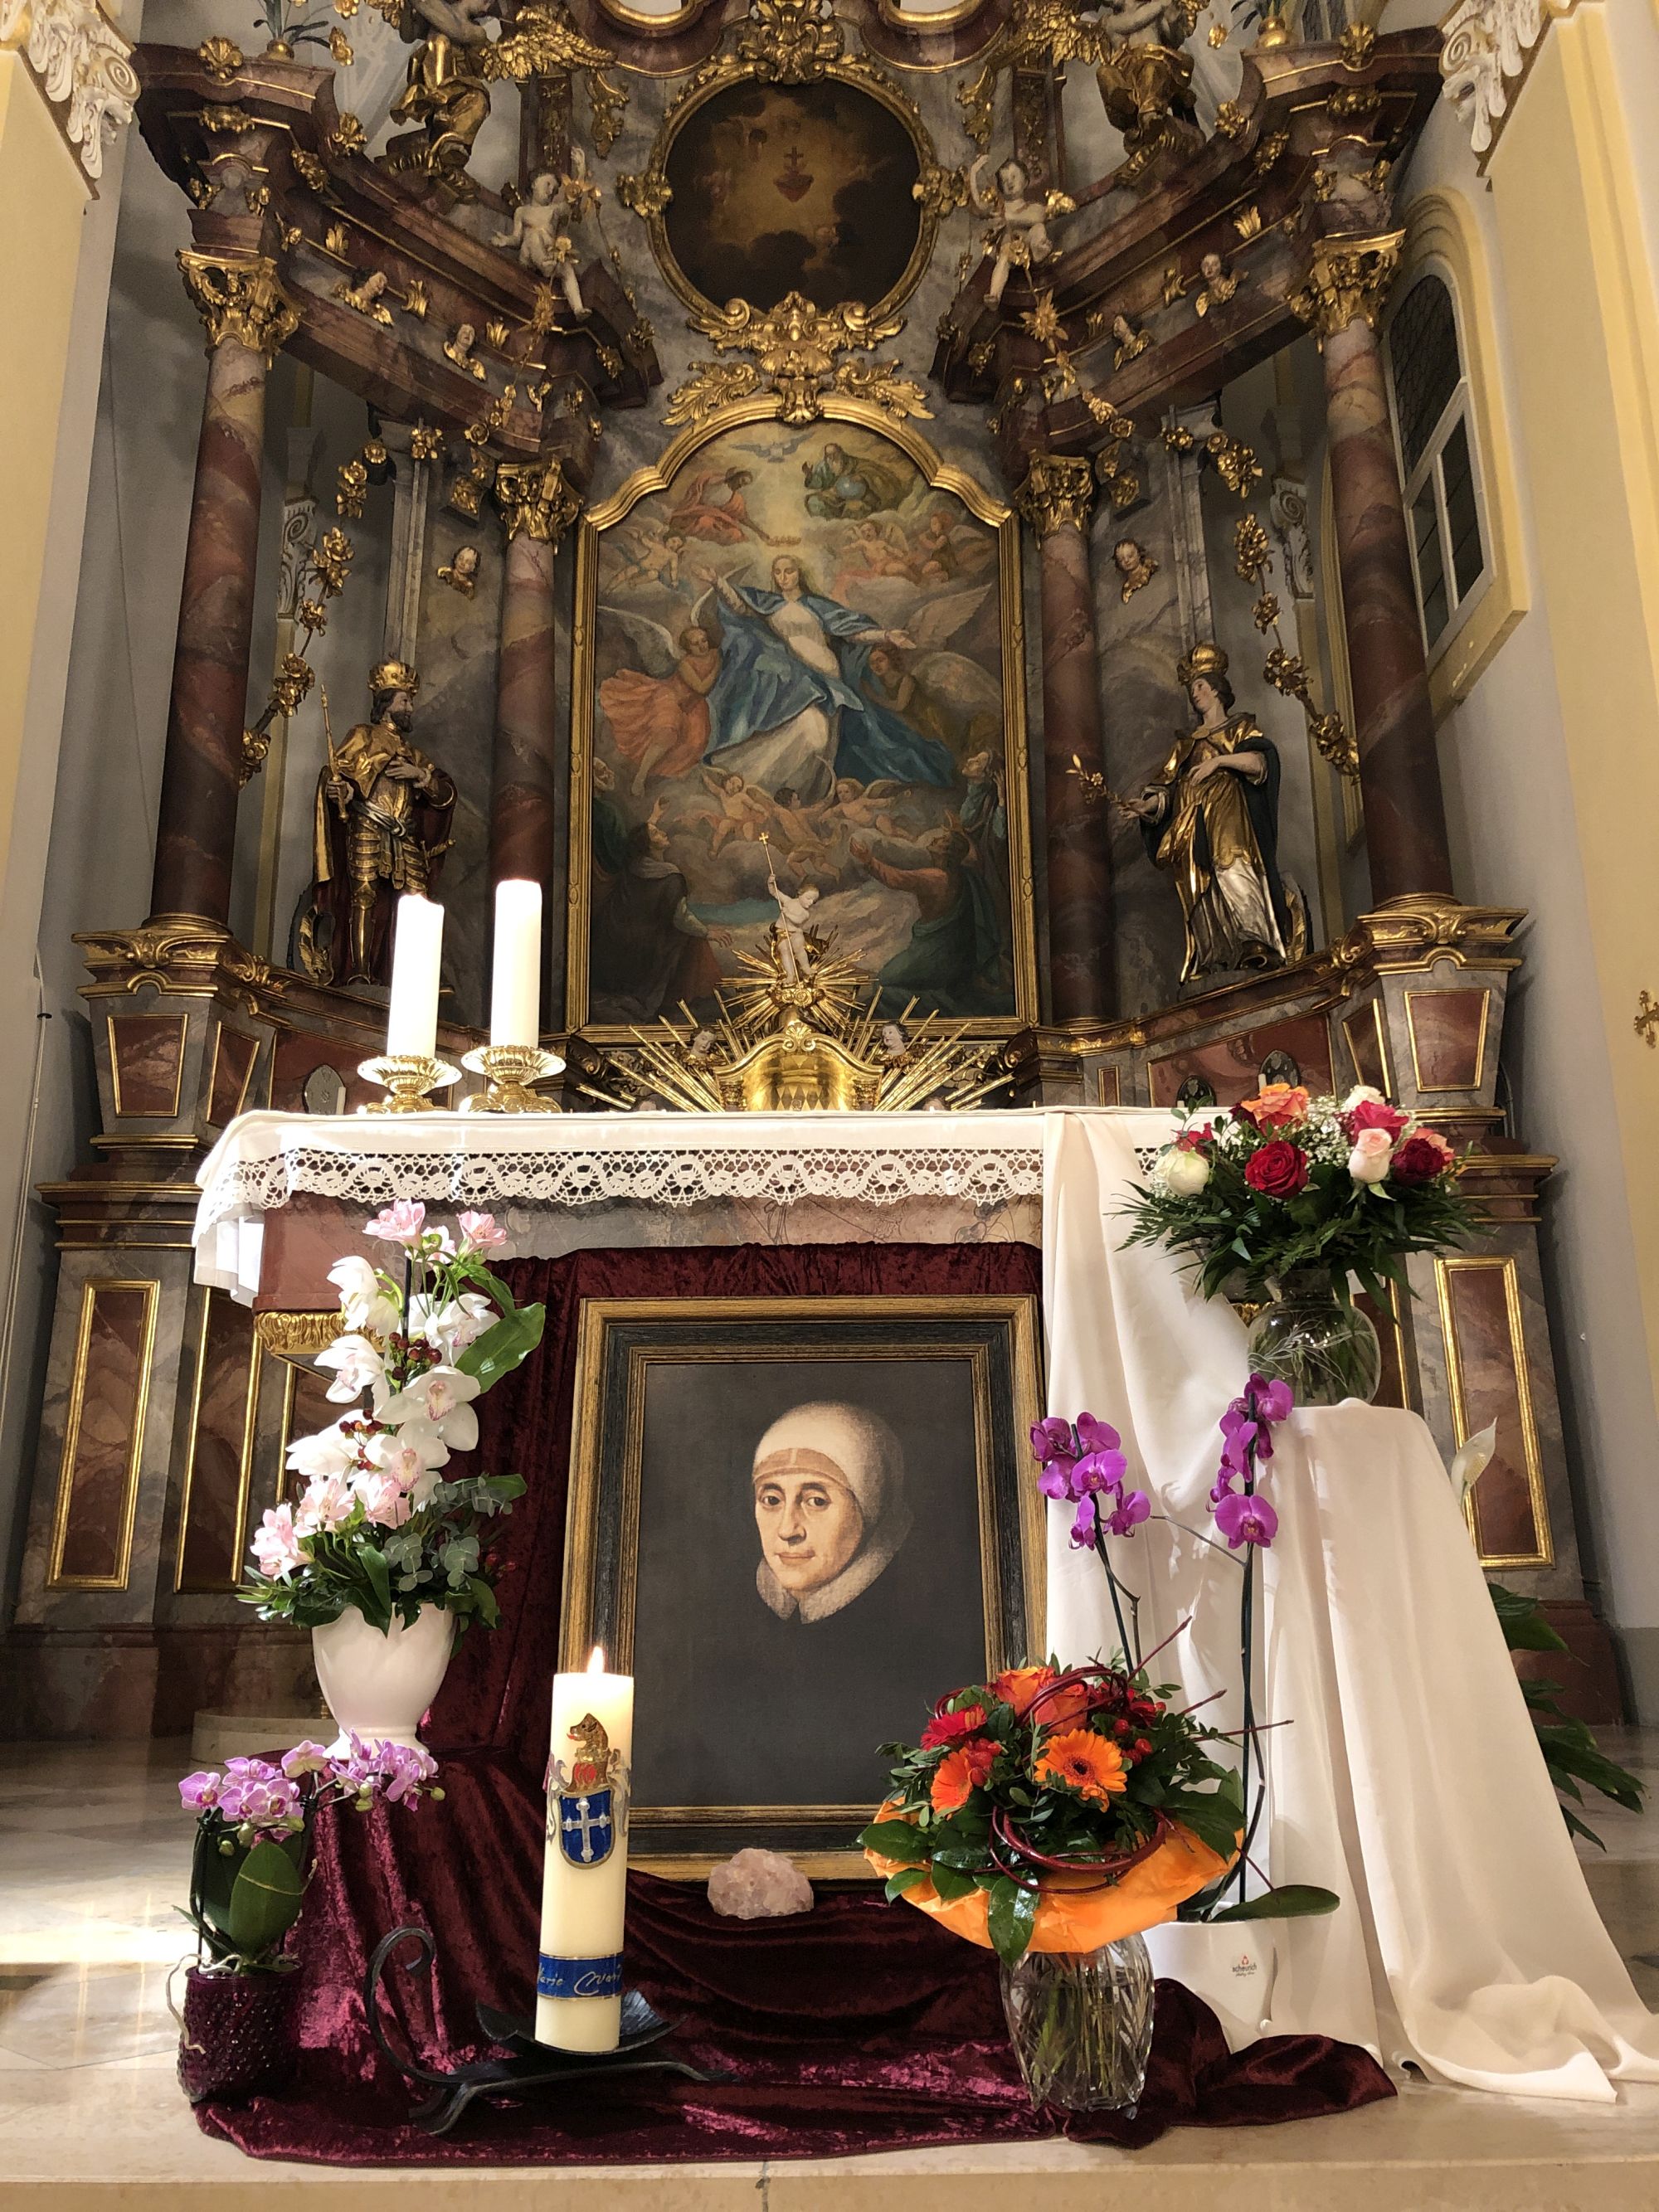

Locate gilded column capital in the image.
[494,457,581,545]
[1289,231,1405,349]
[177,250,299,366]
[1015,454,1096,539]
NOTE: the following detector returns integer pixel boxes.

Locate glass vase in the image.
[999,1932,1155,2113]
[1246,1268,1381,1407]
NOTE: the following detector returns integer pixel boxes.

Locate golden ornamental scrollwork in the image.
[176,251,299,367]
[483,2,630,156]
[493,456,581,544]
[74,920,281,1003]
[667,293,931,429]
[1015,454,1096,539]
[736,0,844,81]
[956,0,1110,150]
[1289,231,1404,347]
[1335,897,1525,977]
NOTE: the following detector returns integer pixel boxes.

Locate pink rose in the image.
[1348,1126,1394,1184]
[1342,1096,1408,1142]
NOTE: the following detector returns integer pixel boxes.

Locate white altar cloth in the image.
[1043,1106,1659,2102]
[192,1107,1053,1304]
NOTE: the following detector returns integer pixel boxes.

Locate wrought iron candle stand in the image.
[365,1926,723,2137]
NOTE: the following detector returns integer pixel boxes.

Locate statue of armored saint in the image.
[294,661,456,988]
[1123,641,1307,985]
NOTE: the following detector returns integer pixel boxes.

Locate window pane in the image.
[1441,416,1485,603]
[1389,277,1461,475]
[1413,485,1449,645]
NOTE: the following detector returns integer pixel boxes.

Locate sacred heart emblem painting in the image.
[549,1711,630,1867]
[569,409,1036,1035]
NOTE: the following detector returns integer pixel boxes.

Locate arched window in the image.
[1384,271,1488,654]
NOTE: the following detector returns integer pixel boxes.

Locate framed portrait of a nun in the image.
[562,1296,1045,1870]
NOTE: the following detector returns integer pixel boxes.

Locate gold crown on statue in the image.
[1176,641,1228,688]
[369,659,420,698]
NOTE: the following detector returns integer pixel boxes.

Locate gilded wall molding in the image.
[0,0,137,184]
[666,294,931,428]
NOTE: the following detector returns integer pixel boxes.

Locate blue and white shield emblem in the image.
[557,1787,615,1866]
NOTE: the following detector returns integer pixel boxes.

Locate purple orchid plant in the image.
[181,1737,440,1973]
[1032,1376,1336,1923]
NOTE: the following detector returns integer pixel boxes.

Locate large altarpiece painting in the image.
[567,401,1036,1035]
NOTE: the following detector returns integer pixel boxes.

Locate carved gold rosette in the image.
[177,250,300,365]
[1289,231,1406,348]
[1015,454,1097,539]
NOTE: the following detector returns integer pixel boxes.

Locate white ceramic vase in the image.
[311,1607,456,1753]
[1143,1919,1279,2053]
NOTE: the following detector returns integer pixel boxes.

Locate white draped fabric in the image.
[1042,1106,1659,2102]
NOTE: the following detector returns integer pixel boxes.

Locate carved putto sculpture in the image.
[1194,248,1242,316]
[293,662,456,988]
[968,153,1075,308]
[1121,641,1306,984]
[494,171,589,320]
[382,0,499,197]
[437,543,479,595]
[443,321,487,377]
[1112,536,1158,601]
[1111,311,1151,367]
[1091,0,1203,173]
[335,268,394,324]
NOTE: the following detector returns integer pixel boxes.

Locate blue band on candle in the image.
[538,1952,624,2001]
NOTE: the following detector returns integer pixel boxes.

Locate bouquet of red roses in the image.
[1120,1082,1477,1305]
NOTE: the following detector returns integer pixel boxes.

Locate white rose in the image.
[1340,1084,1385,1112]
[1347,1126,1393,1184]
[1158,1145,1211,1197]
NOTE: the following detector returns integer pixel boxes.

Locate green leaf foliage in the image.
[1488,1583,1646,1849]
[226,1838,306,1962]
[455,1301,545,1392]
[1206,1884,1340,1923]
[986,1877,1039,1965]
[858,1819,929,1864]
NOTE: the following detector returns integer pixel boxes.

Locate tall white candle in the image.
[537,1647,635,2051]
[385,895,443,1059]
[489,878,542,1048]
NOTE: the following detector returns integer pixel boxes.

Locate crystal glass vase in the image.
[1245,1267,1381,1407]
[999,1932,1155,2113]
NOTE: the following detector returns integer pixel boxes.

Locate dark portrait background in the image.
[662,80,923,313]
[630,1354,987,1811]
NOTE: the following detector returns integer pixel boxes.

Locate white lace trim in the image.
[194,1111,1052,1236]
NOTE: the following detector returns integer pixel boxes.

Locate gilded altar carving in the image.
[382,0,498,195]
[1015,455,1096,539]
[1439,0,1546,163]
[667,295,929,430]
[493,456,581,543]
[177,250,299,365]
[483,2,630,156]
[1288,231,1405,348]
[1332,897,1525,976]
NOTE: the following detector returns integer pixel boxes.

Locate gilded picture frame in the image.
[561,1294,1047,1874]
[566,393,1038,1039]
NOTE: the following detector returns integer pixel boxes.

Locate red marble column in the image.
[1322,310,1455,902]
[489,461,575,891]
[148,329,275,924]
[1022,459,1114,1023]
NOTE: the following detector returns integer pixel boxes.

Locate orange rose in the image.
[1035,1728,1127,1806]
[995,1665,1089,1728]
[1239,1082,1310,1130]
[931,1738,996,1814]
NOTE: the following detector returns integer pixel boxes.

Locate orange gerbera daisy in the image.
[931,1738,996,1815]
[1035,1728,1127,1806]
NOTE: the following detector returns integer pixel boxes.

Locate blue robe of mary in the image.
[704,585,958,790]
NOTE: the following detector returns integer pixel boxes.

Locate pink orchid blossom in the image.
[457,1210,508,1256]
[352,1468,416,1529]
[1215,1490,1279,1549]
[251,1503,306,1581]
[294,1473,356,1537]
[365,1199,427,1247]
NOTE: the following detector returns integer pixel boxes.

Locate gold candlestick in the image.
[356,1053,461,1114]
[460,1043,565,1114]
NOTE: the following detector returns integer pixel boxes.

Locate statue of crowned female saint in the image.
[1123,641,1307,985]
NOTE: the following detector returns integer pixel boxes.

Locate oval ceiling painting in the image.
[661,78,926,316]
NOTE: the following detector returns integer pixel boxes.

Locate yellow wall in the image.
[0,54,90,907]
[1486,12,1659,1426]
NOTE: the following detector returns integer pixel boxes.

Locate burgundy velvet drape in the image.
[198,1242,1393,2164]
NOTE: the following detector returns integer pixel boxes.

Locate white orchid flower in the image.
[328,1256,399,1338]
[408,1291,494,1362]
[285,1420,359,1481]
[1449,1421,1499,1511]
[367,1420,450,1505]
[379,1364,482,1451]
[315,1330,389,1407]
[293,1472,356,1535]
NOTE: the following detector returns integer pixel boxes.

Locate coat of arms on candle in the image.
[550,1712,630,1868]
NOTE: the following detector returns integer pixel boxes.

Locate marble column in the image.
[1296,234,1454,904]
[149,254,297,925]
[489,460,577,888]
[1019,456,1114,1023]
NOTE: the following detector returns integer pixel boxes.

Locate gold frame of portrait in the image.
[562,1293,1047,1876]
[622,56,951,325]
[566,393,1038,1040]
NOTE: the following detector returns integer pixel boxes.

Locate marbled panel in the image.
[270,1030,382,1115]
[50,1286,157,1588]
[107,1015,187,1120]
[175,1291,258,1592]
[1341,998,1391,1094]
[273,1362,338,1505]
[150,336,270,925]
[1438,1256,1550,1567]
[1039,524,1114,1022]
[491,529,560,893]
[1146,1011,1335,1106]
[1322,316,1454,903]
[1404,986,1491,1095]
[206,1023,260,1127]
